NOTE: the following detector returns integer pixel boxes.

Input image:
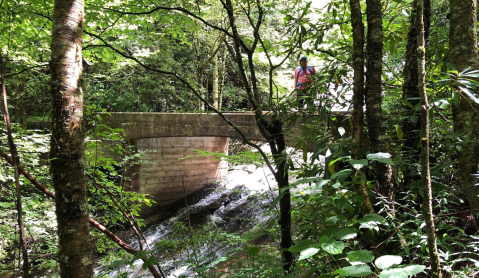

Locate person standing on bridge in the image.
[294,56,316,111]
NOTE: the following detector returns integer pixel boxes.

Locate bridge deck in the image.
[100,111,350,144]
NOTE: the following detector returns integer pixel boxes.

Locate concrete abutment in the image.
[124,136,229,217]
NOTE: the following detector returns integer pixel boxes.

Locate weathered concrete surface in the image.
[101,112,266,140]
[99,112,350,147]
[99,112,351,217]
[125,137,229,217]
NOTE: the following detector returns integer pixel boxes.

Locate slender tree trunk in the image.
[449,0,479,214]
[402,0,420,157]
[1,54,29,277]
[212,52,219,109]
[402,0,431,188]
[50,0,93,276]
[198,68,205,110]
[417,1,442,276]
[274,138,293,271]
[193,33,206,111]
[349,0,375,215]
[219,45,226,111]
[365,0,396,209]
[223,0,292,271]
[0,148,163,278]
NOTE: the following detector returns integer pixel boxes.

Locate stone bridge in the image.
[100,112,348,217]
[101,112,305,141]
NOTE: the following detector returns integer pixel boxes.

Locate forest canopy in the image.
[2,0,479,277]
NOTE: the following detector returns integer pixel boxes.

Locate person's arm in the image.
[293,68,298,90]
[311,67,316,75]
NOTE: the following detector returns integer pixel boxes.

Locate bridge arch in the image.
[100,112,348,217]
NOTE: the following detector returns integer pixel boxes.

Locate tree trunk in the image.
[402,0,420,158]
[193,34,205,111]
[273,134,293,272]
[198,68,205,111]
[402,0,431,188]
[365,0,395,209]
[212,51,219,109]
[219,44,227,111]
[449,0,479,214]
[349,0,375,215]
[417,1,442,276]
[1,54,29,277]
[50,0,93,276]
[0,148,163,278]
[223,0,292,271]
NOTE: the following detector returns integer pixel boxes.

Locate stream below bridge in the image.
[95,146,324,278]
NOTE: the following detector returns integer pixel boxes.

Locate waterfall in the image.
[96,146,323,277]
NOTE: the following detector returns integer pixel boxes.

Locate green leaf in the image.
[389,38,396,55]
[319,235,330,243]
[288,239,314,253]
[347,159,368,170]
[401,19,407,42]
[410,112,418,123]
[331,169,353,183]
[247,246,260,256]
[322,240,345,255]
[375,255,402,269]
[395,124,403,140]
[284,15,294,21]
[359,214,385,223]
[316,179,330,189]
[452,91,460,106]
[210,256,227,265]
[358,214,386,231]
[367,153,395,165]
[458,86,479,105]
[446,62,458,72]
[269,191,286,209]
[335,228,358,240]
[142,256,158,270]
[334,196,352,211]
[379,265,426,278]
[347,250,375,263]
[332,182,341,189]
[298,247,321,260]
[462,69,479,78]
[401,99,413,108]
[291,177,322,187]
[334,265,373,277]
[328,156,350,166]
[300,25,307,36]
[325,215,346,225]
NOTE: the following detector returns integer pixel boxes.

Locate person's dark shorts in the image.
[297,89,313,109]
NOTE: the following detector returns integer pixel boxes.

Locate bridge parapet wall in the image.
[101,112,266,141]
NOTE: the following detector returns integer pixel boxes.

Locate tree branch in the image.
[0,148,163,278]
[87,4,235,39]
[5,64,48,78]
[83,29,276,175]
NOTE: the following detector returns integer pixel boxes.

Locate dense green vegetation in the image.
[2,0,479,277]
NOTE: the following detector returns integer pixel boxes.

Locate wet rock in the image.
[223,190,243,206]
[187,208,211,226]
[143,183,218,226]
[206,195,229,213]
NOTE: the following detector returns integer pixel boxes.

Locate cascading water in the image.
[96,146,323,278]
